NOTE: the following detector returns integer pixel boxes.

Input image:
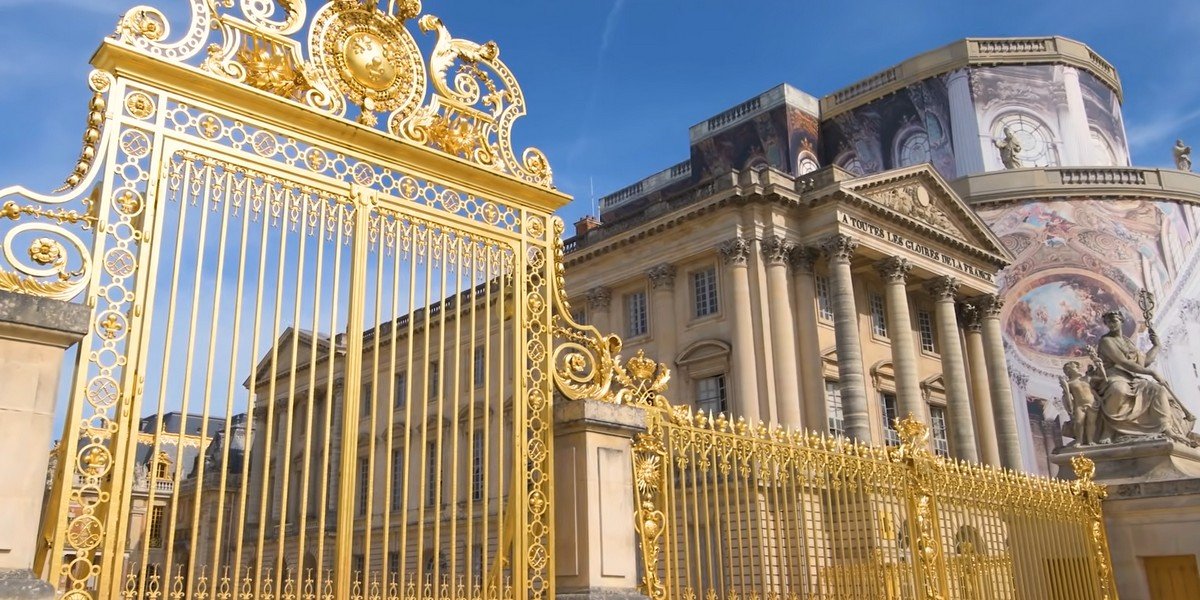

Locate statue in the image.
[1174,139,1192,172]
[994,126,1022,169]
[1090,310,1195,443]
[1060,354,1102,446]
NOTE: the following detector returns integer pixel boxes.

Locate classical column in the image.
[789,247,827,430]
[924,276,978,462]
[976,294,1022,469]
[821,234,870,443]
[646,263,678,368]
[946,68,986,176]
[763,236,801,428]
[875,257,925,423]
[586,286,612,336]
[1061,66,1096,165]
[961,303,1001,466]
[719,237,760,422]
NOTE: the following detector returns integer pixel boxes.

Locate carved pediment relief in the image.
[859,182,966,241]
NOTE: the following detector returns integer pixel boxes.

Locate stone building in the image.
[563,36,1200,475]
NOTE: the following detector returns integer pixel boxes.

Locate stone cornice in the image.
[950,167,1200,208]
[820,36,1122,119]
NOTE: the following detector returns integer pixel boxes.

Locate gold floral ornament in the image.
[28,238,65,267]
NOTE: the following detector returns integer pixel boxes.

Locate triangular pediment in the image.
[842,165,1012,263]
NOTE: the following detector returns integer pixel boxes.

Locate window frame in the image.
[930,405,951,458]
[825,380,844,436]
[691,266,720,319]
[625,289,649,338]
[917,308,937,355]
[815,275,835,323]
[696,373,728,415]
[881,393,900,446]
[869,291,889,339]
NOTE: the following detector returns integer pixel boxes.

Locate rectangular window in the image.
[815,275,835,321]
[358,457,370,516]
[388,551,400,578]
[471,431,485,501]
[148,505,164,548]
[825,380,844,436]
[428,361,440,401]
[352,554,365,577]
[391,448,404,511]
[471,544,484,584]
[626,290,648,337]
[361,382,372,417]
[696,374,728,415]
[394,372,407,408]
[930,405,950,458]
[693,267,719,317]
[869,292,888,338]
[881,393,900,446]
[570,307,586,326]
[426,442,438,507]
[918,309,936,353]
[473,347,485,388]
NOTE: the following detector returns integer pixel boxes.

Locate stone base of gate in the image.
[0,291,90,599]
[553,399,648,600]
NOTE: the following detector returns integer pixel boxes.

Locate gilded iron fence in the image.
[629,398,1115,600]
[6,2,568,600]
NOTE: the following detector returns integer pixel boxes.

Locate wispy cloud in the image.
[1127,106,1200,158]
[568,0,627,165]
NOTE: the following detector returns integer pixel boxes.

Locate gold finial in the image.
[626,349,657,380]
[1071,455,1096,484]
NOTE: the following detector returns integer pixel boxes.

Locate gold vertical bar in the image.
[396,216,421,590]
[379,212,400,589]
[414,224,435,588]
[494,247,507,595]
[464,238,479,594]
[363,205,386,590]
[431,227,450,591]
[479,245,494,598]
[447,235,465,591]
[335,186,372,600]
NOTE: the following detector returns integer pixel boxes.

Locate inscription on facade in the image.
[840,212,994,283]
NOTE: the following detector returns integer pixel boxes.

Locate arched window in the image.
[796,150,819,175]
[1089,126,1117,166]
[835,152,865,176]
[990,112,1059,167]
[896,130,931,167]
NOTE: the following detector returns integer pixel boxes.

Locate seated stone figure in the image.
[1091,311,1195,443]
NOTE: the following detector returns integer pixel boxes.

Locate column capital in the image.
[924,275,960,301]
[946,67,969,84]
[761,235,793,266]
[719,237,751,267]
[788,246,820,274]
[586,286,612,310]
[646,263,677,290]
[958,301,983,332]
[874,256,913,283]
[821,233,858,264]
[974,293,1004,318]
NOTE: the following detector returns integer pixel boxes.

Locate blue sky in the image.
[2,0,1200,230]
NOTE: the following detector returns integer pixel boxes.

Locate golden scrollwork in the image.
[112,0,553,188]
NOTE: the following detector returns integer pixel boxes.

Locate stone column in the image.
[586,286,612,337]
[875,257,925,423]
[789,247,827,431]
[924,277,978,462]
[1061,66,1096,165]
[553,400,647,600]
[976,294,1023,470]
[821,234,870,443]
[946,69,986,176]
[762,236,801,428]
[646,264,677,368]
[1052,85,1081,166]
[961,303,1001,466]
[719,237,760,422]
[0,290,89,599]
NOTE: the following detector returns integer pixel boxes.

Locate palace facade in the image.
[563,36,1200,474]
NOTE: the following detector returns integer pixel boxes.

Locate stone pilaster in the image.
[0,291,90,599]
[821,234,870,443]
[924,277,978,462]
[789,247,827,432]
[960,303,1000,466]
[946,68,986,176]
[976,294,1023,470]
[646,264,677,368]
[719,237,759,422]
[586,286,612,337]
[875,257,925,424]
[553,400,648,599]
[763,236,801,428]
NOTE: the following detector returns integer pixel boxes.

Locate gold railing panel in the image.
[550,266,1118,600]
[12,2,566,600]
